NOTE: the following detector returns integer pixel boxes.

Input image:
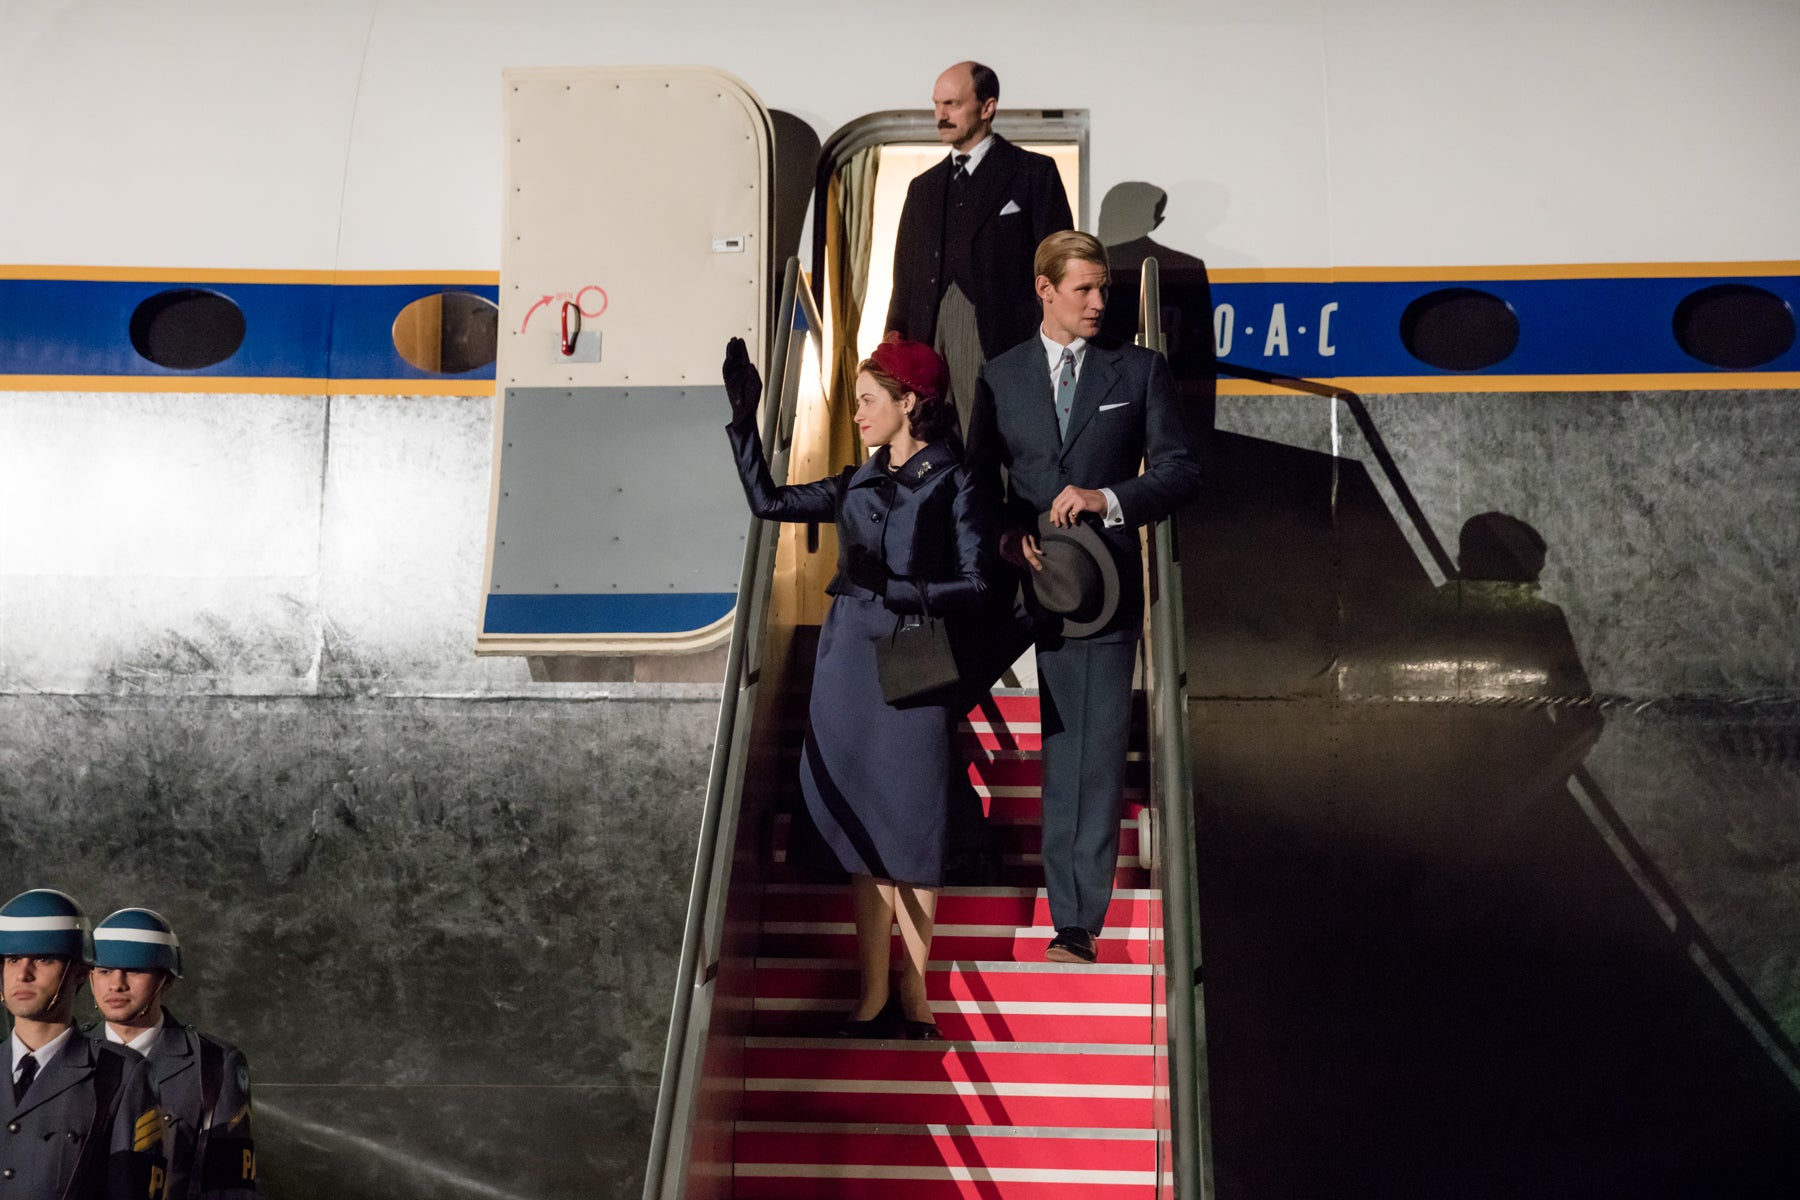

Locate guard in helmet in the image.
[2,888,165,1200]
[89,909,257,1198]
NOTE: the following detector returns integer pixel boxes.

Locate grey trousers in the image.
[1035,633,1139,933]
[933,283,985,440]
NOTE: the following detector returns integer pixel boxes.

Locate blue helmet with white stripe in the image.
[91,908,184,977]
[0,889,93,960]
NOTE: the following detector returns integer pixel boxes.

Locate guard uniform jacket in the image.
[90,1016,256,1199]
[2,1030,165,1200]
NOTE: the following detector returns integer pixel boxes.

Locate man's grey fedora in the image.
[1030,511,1121,639]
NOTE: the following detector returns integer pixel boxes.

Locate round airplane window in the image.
[1672,284,1795,369]
[1399,287,1520,372]
[128,289,246,370]
[392,292,500,375]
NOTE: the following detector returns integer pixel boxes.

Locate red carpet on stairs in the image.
[733,692,1164,1198]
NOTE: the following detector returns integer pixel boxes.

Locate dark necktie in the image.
[13,1053,37,1104]
[951,153,970,184]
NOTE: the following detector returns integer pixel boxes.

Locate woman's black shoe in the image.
[835,996,900,1039]
[903,1019,942,1041]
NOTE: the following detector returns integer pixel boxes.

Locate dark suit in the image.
[886,135,1073,361]
[969,334,1204,931]
[94,1016,256,1199]
[728,422,994,886]
[1,1030,164,1200]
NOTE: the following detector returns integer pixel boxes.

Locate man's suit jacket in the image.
[126,1016,256,1199]
[0,1031,164,1200]
[968,334,1204,636]
[886,136,1074,360]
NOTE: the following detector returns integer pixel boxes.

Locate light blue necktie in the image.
[1055,347,1077,438]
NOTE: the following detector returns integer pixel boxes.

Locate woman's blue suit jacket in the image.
[726,422,994,621]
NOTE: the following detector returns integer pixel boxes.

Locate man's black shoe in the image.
[1045,926,1098,964]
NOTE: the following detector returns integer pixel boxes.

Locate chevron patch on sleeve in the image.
[132,1107,163,1153]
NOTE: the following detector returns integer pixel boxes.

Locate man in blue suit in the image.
[967,230,1204,962]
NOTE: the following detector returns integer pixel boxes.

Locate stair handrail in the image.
[1138,257,1214,1200]
[1210,360,1457,579]
[642,257,813,1200]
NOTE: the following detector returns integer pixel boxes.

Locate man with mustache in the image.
[886,61,1074,431]
[88,908,257,1199]
[2,888,166,1200]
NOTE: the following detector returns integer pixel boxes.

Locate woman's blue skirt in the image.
[800,593,957,888]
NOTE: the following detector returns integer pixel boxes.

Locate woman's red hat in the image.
[869,338,950,402]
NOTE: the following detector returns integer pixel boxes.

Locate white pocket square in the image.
[998,199,1022,215]
[1098,401,1130,411]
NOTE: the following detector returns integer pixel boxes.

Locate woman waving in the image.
[723,336,993,1039]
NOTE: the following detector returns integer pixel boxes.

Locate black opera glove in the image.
[844,544,892,596]
[722,337,763,430]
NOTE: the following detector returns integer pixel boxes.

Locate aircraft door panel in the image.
[479,66,772,653]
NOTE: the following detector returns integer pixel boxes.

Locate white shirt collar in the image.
[11,1025,76,1077]
[952,133,996,175]
[104,1013,165,1054]
[1040,328,1089,377]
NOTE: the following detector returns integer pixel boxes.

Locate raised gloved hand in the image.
[844,543,892,596]
[722,337,762,430]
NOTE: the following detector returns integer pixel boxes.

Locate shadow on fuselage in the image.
[1183,430,1800,1198]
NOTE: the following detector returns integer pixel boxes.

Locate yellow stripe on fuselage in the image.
[10,261,1794,285]
[0,265,498,285]
[1216,372,1800,395]
[1208,260,1800,284]
[0,375,497,397]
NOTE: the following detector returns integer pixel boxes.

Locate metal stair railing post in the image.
[642,257,810,1200]
[1138,257,1214,1200]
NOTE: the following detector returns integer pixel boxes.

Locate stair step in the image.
[751,958,1156,1043]
[741,1039,1154,1127]
[760,886,1156,929]
[765,860,1151,894]
[983,795,1149,826]
[965,754,1148,788]
[961,693,1046,725]
[757,920,1153,966]
[769,813,1142,859]
[734,1122,1157,1198]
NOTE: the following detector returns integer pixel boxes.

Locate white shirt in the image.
[1040,328,1090,379]
[1038,329,1125,527]
[951,133,996,175]
[10,1025,75,1081]
[103,1013,164,1054]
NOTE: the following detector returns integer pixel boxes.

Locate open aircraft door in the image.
[478,67,773,655]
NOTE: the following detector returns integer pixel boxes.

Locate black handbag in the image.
[875,592,962,706]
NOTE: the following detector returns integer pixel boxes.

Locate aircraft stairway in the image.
[733,691,1162,1198]
[643,259,1202,1200]
[646,253,1800,1200]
